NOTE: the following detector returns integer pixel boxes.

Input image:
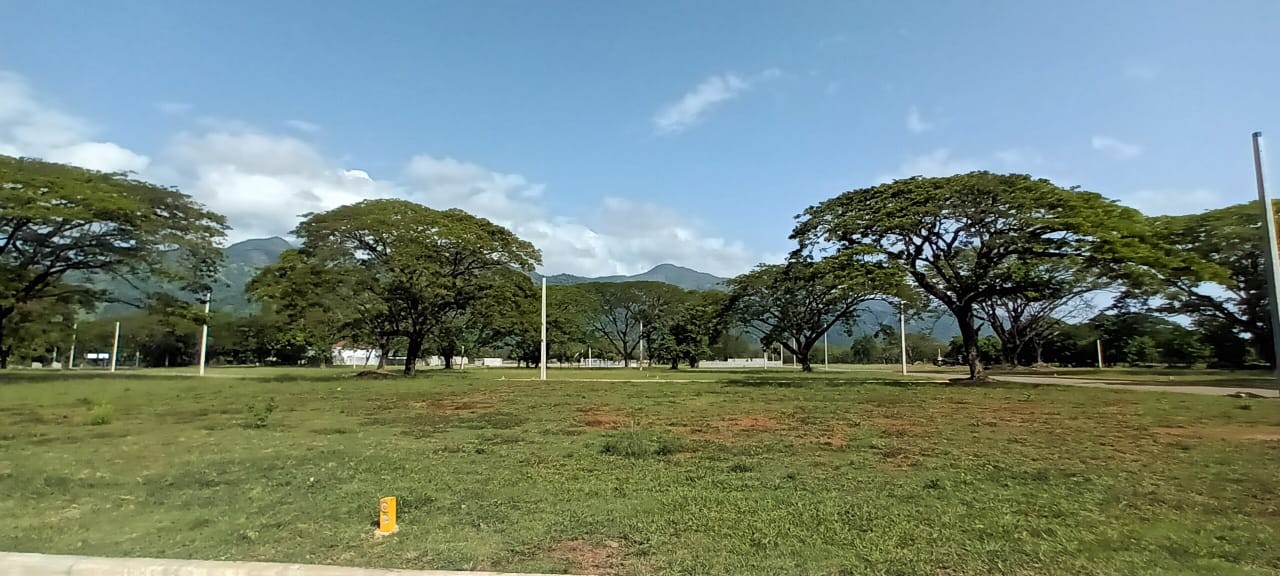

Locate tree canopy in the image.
[265,199,540,375]
[726,252,901,371]
[0,156,227,368]
[793,172,1148,379]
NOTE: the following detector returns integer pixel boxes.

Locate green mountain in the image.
[88,237,960,341]
[536,263,727,291]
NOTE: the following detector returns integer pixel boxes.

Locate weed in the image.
[87,403,114,425]
[600,429,683,458]
[244,398,278,429]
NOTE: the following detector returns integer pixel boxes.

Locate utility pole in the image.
[1252,132,1280,386]
[540,278,547,381]
[1096,340,1104,369]
[68,323,77,369]
[198,293,210,376]
[638,320,645,371]
[109,321,120,372]
[823,331,828,370]
[899,300,908,375]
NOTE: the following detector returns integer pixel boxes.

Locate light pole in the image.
[198,293,210,376]
[899,300,908,375]
[540,278,547,381]
[68,322,77,369]
[1252,131,1280,387]
[109,321,120,372]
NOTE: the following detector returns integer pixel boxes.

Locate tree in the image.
[977,261,1104,366]
[1123,201,1276,367]
[647,290,727,369]
[1124,336,1160,365]
[0,156,226,368]
[794,172,1147,380]
[579,281,686,367]
[247,248,362,366]
[289,199,539,375]
[726,252,900,372]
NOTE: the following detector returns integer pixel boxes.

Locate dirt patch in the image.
[724,414,781,431]
[408,394,504,414]
[582,412,625,430]
[1154,425,1280,442]
[548,539,623,575]
[878,445,920,470]
[871,417,927,437]
[818,424,848,448]
[355,370,399,379]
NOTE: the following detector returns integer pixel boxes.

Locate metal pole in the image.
[1251,132,1280,385]
[109,321,120,372]
[588,346,592,369]
[1096,339,1104,369]
[540,278,547,381]
[823,331,828,370]
[638,320,645,371]
[198,294,210,376]
[899,301,908,375]
[68,323,77,369]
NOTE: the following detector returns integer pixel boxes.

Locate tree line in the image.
[3,156,1276,378]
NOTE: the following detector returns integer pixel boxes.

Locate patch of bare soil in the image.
[1154,425,1280,442]
[870,417,927,437]
[581,408,626,429]
[355,370,400,379]
[549,539,624,575]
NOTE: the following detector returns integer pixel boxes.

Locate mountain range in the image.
[94,237,959,340]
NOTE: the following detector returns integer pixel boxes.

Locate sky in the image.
[1,0,1278,277]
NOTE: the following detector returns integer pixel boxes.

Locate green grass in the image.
[1,367,1278,575]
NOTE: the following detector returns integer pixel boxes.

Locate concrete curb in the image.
[0,552,574,576]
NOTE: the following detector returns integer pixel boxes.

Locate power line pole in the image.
[899,301,908,375]
[823,331,828,371]
[540,277,547,381]
[68,323,77,369]
[109,321,120,372]
[1252,132,1280,387]
[1096,340,1104,369]
[198,293,210,376]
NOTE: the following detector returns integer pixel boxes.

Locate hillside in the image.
[536,263,727,291]
[88,237,960,341]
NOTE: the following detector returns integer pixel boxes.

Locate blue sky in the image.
[2,0,1277,276]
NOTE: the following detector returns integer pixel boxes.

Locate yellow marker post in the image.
[377,496,398,535]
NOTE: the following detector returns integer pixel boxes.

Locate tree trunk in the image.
[403,333,423,376]
[800,354,812,372]
[956,306,986,380]
[0,314,9,369]
[669,358,679,370]
[376,342,390,370]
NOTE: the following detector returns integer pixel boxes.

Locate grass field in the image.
[1,367,1278,575]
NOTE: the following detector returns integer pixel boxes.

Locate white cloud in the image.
[1,69,765,276]
[45,142,150,173]
[156,101,192,115]
[161,128,395,240]
[285,119,322,134]
[875,148,978,183]
[906,106,933,133]
[652,69,779,135]
[1120,189,1222,216]
[992,147,1045,167]
[0,71,150,173]
[1091,135,1143,159]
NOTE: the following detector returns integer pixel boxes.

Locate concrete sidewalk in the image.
[0,552,574,576]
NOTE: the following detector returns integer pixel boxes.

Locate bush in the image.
[88,403,114,426]
[600,429,683,458]
[244,398,278,429]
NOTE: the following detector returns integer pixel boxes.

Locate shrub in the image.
[600,429,683,458]
[244,398,278,429]
[88,403,114,426]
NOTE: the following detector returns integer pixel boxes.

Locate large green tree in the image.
[1122,201,1276,367]
[793,172,1148,380]
[578,281,687,367]
[726,252,900,372]
[0,156,226,368]
[976,261,1104,366]
[289,199,539,375]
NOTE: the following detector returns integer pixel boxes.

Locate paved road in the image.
[0,552,571,576]
[986,375,1278,397]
